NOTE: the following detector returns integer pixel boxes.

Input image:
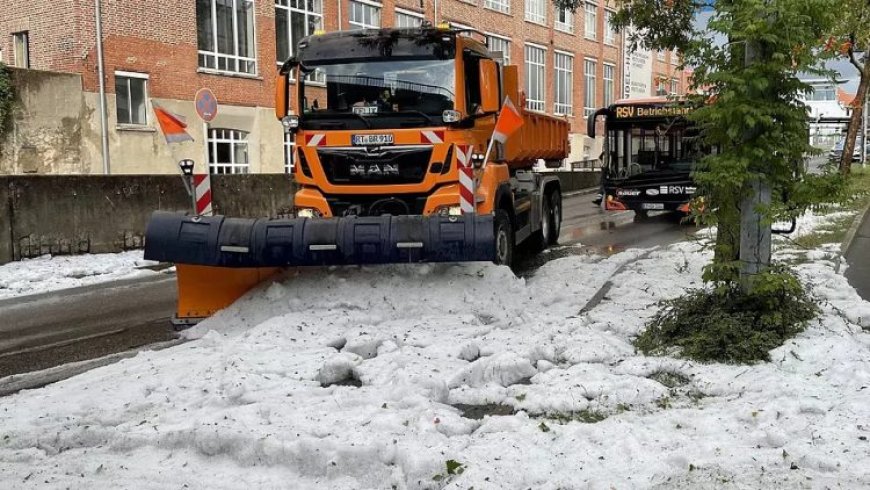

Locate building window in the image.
[555,8,574,33]
[275,0,323,66]
[115,72,148,126]
[525,44,545,112]
[394,8,423,28]
[208,128,251,174]
[584,3,597,40]
[809,85,836,101]
[656,74,667,95]
[284,133,295,173]
[13,32,29,68]
[554,51,573,116]
[484,0,510,14]
[604,10,617,45]
[670,78,679,95]
[197,0,257,75]
[349,0,381,29]
[657,50,666,61]
[486,34,510,65]
[525,0,546,24]
[584,58,597,117]
[603,63,615,106]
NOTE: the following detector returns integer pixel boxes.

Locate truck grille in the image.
[318,147,432,185]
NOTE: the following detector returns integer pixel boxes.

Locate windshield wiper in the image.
[394,110,439,126]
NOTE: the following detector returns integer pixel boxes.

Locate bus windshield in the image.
[605,118,704,179]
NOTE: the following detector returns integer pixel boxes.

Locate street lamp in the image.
[178,159,197,215]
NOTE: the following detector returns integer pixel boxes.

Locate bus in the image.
[588,97,706,219]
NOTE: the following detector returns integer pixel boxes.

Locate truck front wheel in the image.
[493,209,514,267]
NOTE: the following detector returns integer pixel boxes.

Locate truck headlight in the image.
[435,205,463,217]
[296,207,322,218]
[281,115,300,130]
[442,110,462,123]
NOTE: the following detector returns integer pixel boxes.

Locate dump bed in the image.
[500,65,570,168]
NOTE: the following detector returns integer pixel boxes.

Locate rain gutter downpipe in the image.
[95,0,111,174]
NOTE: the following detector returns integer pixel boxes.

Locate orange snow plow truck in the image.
[145,25,569,324]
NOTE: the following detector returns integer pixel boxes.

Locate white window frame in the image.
[197,0,258,75]
[484,0,510,14]
[584,58,597,117]
[208,128,252,174]
[553,50,573,116]
[486,33,511,66]
[275,0,323,66]
[584,3,597,40]
[670,78,679,95]
[394,7,423,28]
[603,63,615,107]
[284,133,295,173]
[604,10,617,45]
[525,0,546,25]
[13,32,29,69]
[114,71,150,126]
[555,7,574,34]
[525,43,546,113]
[451,22,475,38]
[349,0,382,29]
[657,50,666,61]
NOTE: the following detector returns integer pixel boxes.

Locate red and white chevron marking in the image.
[456,145,475,214]
[420,130,445,144]
[305,133,326,146]
[193,174,213,216]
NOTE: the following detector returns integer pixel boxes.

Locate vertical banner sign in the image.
[623,26,653,99]
[193,174,214,216]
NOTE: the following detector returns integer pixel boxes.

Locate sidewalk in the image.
[844,208,870,300]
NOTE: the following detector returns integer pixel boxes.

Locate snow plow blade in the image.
[145,211,495,323]
[144,211,496,267]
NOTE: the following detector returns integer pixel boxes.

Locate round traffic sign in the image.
[195,88,218,123]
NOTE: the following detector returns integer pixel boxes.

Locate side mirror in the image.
[479,59,500,114]
[275,73,289,120]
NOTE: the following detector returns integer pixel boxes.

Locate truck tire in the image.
[548,189,562,245]
[527,196,551,253]
[494,209,514,266]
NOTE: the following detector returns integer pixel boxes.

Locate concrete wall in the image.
[0,174,294,264]
[0,68,89,174]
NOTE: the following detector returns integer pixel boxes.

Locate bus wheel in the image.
[493,209,515,267]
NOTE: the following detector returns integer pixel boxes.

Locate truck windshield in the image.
[605,119,706,179]
[298,59,455,130]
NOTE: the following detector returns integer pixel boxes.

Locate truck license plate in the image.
[641,202,665,210]
[352,134,394,146]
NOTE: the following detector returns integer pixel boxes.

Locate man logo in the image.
[646,188,660,196]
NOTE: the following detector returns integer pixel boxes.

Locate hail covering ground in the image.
[0,251,158,300]
[1,211,870,488]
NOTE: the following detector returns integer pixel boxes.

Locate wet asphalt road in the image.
[0,192,696,378]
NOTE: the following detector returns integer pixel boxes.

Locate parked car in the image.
[829,138,866,162]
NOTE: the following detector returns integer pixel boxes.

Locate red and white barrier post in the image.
[193,173,213,216]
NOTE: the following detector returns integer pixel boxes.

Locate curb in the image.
[563,186,600,198]
[0,338,187,397]
[835,199,870,274]
[841,200,870,257]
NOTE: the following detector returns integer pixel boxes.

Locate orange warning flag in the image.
[492,97,524,144]
[154,105,194,144]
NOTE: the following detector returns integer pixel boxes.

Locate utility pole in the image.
[739,37,772,291]
[95,0,111,174]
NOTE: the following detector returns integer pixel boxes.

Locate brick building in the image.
[1,0,690,175]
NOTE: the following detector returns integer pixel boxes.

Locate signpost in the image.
[193,88,218,216]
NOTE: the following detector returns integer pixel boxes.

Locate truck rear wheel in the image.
[493,209,514,266]
[548,189,562,245]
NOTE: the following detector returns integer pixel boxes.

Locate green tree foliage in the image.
[555,0,842,284]
[825,0,869,174]
[0,62,13,139]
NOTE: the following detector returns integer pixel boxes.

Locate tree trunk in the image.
[840,56,870,175]
[710,193,741,283]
